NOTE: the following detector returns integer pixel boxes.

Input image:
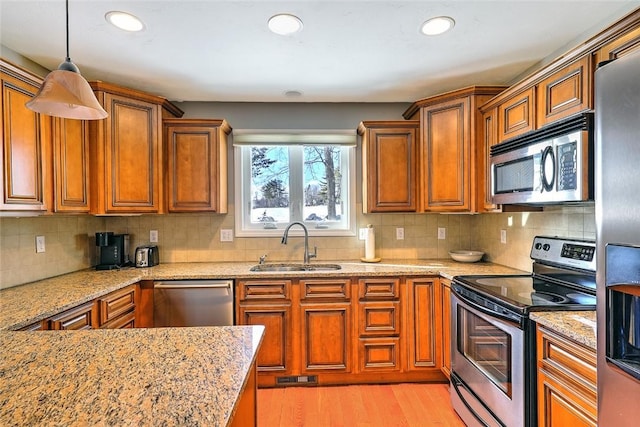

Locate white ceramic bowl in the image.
[449,250,485,263]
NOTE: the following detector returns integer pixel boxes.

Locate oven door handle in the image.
[452,285,523,326]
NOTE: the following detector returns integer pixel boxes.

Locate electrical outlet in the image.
[35,235,45,253]
[396,227,404,240]
[150,230,158,243]
[359,228,367,240]
[500,229,507,244]
[438,227,446,240]
[220,229,234,242]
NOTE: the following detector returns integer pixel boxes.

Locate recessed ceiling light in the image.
[420,16,455,36]
[105,11,145,32]
[268,13,303,36]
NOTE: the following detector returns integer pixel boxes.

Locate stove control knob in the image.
[543,244,551,251]
[535,243,543,250]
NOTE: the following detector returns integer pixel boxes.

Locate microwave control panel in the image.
[557,141,578,191]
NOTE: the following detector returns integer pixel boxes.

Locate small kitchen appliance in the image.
[95,232,130,270]
[490,112,594,205]
[135,245,159,268]
[450,236,597,427]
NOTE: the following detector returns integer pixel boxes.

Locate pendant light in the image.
[26,0,107,120]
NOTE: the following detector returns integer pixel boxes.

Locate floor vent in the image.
[276,375,318,385]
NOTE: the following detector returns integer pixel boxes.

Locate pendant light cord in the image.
[65,0,70,61]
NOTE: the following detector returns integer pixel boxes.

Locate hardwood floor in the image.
[257,383,465,426]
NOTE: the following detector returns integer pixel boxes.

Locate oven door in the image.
[451,289,525,427]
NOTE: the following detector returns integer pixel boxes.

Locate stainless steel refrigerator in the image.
[595,49,640,426]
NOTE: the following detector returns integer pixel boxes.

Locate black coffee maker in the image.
[95,232,130,270]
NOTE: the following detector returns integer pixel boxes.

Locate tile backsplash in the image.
[0,205,595,289]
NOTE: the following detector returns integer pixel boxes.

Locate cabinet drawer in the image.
[537,325,596,395]
[300,279,350,300]
[97,284,137,326]
[48,302,94,330]
[358,337,401,372]
[239,280,291,300]
[100,310,136,329]
[358,278,400,299]
[358,301,401,336]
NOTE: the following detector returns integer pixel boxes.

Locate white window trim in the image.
[234,130,356,238]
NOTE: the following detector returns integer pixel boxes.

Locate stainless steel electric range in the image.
[450,236,597,427]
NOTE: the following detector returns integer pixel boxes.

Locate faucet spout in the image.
[281,221,317,264]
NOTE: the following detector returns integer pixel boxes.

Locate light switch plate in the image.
[150,230,158,243]
[220,229,234,242]
[36,235,45,253]
[359,228,367,240]
[500,229,507,244]
[396,227,404,240]
[438,227,446,240]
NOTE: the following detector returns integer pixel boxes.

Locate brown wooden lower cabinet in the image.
[440,278,452,379]
[48,301,95,330]
[229,362,258,427]
[536,324,597,427]
[235,275,446,387]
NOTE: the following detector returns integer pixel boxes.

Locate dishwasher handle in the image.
[154,281,232,290]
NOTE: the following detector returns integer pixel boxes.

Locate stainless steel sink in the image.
[249,263,342,272]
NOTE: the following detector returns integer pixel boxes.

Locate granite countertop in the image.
[0,325,264,426]
[531,311,597,350]
[0,259,526,331]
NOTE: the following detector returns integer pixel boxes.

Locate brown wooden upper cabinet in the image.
[0,59,50,213]
[536,56,592,128]
[88,81,182,214]
[163,119,230,213]
[497,87,535,142]
[358,121,419,213]
[595,22,640,63]
[404,86,506,213]
[53,118,90,213]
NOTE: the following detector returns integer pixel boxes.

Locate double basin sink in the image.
[249,263,342,272]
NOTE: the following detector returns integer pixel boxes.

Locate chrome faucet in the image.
[281,221,317,264]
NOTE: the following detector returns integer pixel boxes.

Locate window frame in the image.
[233,131,356,238]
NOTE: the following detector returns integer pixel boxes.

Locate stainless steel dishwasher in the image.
[153,280,234,327]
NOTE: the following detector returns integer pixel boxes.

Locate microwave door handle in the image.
[541,146,555,192]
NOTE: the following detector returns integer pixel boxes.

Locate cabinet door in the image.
[0,62,49,212]
[537,56,592,127]
[360,121,419,213]
[358,337,401,373]
[595,26,640,63]
[301,303,352,373]
[48,302,94,330]
[479,108,500,212]
[498,87,535,142]
[421,98,471,211]
[164,120,229,213]
[238,305,292,374]
[440,278,452,378]
[91,92,161,213]
[53,118,90,212]
[406,277,439,369]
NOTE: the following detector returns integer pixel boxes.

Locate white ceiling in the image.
[1,1,639,103]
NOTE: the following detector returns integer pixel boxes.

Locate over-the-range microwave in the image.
[490,112,594,205]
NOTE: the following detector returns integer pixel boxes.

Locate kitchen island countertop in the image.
[0,325,264,426]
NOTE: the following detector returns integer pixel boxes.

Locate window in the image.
[234,131,356,237]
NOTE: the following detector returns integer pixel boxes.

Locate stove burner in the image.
[522,292,568,304]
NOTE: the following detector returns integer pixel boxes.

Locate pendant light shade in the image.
[26,0,107,120]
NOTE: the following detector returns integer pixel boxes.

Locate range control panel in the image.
[530,236,596,271]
